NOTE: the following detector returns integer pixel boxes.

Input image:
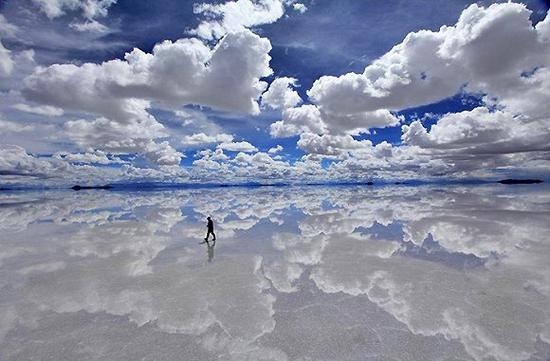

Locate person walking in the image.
[205,216,216,242]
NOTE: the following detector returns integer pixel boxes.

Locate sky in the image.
[0,0,549,186]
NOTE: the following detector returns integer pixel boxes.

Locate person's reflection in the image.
[205,240,215,262]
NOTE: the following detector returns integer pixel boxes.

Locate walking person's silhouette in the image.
[204,216,216,242]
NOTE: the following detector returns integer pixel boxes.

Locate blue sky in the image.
[0,0,549,185]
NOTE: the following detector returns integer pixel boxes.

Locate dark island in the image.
[497,179,543,185]
[71,185,113,191]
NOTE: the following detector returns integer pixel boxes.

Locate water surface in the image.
[1,185,550,361]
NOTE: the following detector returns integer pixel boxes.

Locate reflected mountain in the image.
[1,185,550,360]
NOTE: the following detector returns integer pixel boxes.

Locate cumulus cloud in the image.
[4,1,550,182]
[270,104,326,137]
[181,133,234,147]
[22,29,272,166]
[196,148,230,161]
[399,106,550,175]
[23,30,272,116]
[297,133,372,157]
[64,117,182,165]
[270,104,401,137]
[264,2,550,178]
[0,145,190,186]
[402,107,513,150]
[218,141,258,153]
[121,164,189,182]
[231,151,294,179]
[192,157,228,171]
[261,77,302,110]
[64,115,166,153]
[142,141,184,166]
[268,145,283,154]
[292,3,307,14]
[308,3,549,115]
[311,4,547,126]
[0,145,68,179]
[190,0,286,40]
[190,147,329,182]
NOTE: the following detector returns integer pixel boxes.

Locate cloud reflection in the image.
[0,185,549,360]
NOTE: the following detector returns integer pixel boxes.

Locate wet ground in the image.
[1,184,549,361]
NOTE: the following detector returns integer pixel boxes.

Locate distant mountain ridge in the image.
[497,179,543,184]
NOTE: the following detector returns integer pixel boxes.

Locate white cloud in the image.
[268,145,283,154]
[264,2,550,178]
[190,146,323,182]
[261,77,302,110]
[218,141,258,153]
[22,29,272,165]
[308,3,549,115]
[64,115,165,153]
[190,0,286,40]
[327,109,402,135]
[0,144,189,185]
[0,119,33,132]
[53,150,126,164]
[69,19,109,33]
[0,14,18,38]
[0,17,19,77]
[231,151,295,179]
[196,148,229,161]
[374,141,393,158]
[0,40,14,76]
[0,145,68,179]
[292,3,307,14]
[121,164,189,182]
[400,106,550,175]
[402,107,511,150]
[192,157,227,171]
[181,133,234,147]
[13,103,64,117]
[270,104,401,137]
[30,0,117,20]
[295,2,550,149]
[270,104,326,137]
[297,133,372,158]
[3,1,550,183]
[64,117,182,166]
[24,30,272,116]
[189,147,331,183]
[143,141,184,166]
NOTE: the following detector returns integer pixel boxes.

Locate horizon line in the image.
[0,178,545,191]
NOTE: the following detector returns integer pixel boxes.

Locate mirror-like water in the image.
[1,185,549,361]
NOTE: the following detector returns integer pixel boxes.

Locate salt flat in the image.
[1,185,549,361]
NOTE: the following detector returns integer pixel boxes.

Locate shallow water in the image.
[1,185,550,361]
